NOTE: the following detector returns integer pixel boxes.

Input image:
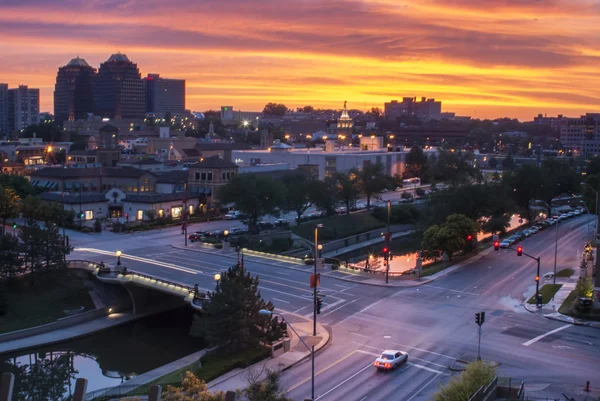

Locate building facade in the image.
[7,85,39,131]
[560,114,600,156]
[145,74,185,117]
[385,97,441,121]
[94,53,145,119]
[187,156,239,204]
[54,57,96,125]
[0,83,8,134]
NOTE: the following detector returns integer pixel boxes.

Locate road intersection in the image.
[69,213,600,401]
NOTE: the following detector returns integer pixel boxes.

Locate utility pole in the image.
[553,218,559,285]
[385,200,391,284]
[475,311,485,361]
[184,182,188,247]
[313,224,323,336]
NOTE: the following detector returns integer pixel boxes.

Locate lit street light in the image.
[259,309,315,401]
[313,224,323,336]
[116,250,122,266]
[214,273,221,290]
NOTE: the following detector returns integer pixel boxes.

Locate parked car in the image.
[224,211,241,220]
[567,212,575,218]
[514,231,526,240]
[543,272,555,279]
[500,240,511,248]
[574,210,582,216]
[506,236,518,245]
[560,213,568,220]
[229,227,246,235]
[188,234,202,242]
[529,226,540,234]
[373,350,408,370]
[523,229,533,237]
[275,219,290,228]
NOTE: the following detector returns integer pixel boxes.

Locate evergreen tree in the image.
[19,220,45,286]
[0,233,23,282]
[191,264,286,352]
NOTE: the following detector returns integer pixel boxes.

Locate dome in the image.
[107,53,131,63]
[67,57,91,68]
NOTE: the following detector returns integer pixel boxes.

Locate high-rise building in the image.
[385,97,441,121]
[560,113,600,156]
[0,83,8,134]
[94,53,145,119]
[145,74,185,117]
[7,85,39,131]
[54,56,96,125]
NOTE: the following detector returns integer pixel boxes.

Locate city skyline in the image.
[1,0,599,120]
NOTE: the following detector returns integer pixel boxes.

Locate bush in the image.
[433,360,496,401]
[415,188,426,197]
[214,243,223,249]
[94,219,102,233]
[270,237,293,253]
[371,205,420,225]
[331,260,340,270]
[80,226,92,233]
[400,192,413,200]
[575,276,594,298]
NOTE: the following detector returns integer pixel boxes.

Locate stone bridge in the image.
[67,260,209,314]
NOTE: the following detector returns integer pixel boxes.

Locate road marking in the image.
[405,374,440,401]
[287,350,358,392]
[351,340,455,360]
[359,397,367,401]
[269,271,291,276]
[272,297,290,304]
[304,298,346,318]
[356,345,448,369]
[522,324,572,346]
[359,298,384,313]
[320,299,358,317]
[422,284,479,296]
[410,363,445,375]
[334,284,348,288]
[315,362,373,400]
[261,286,318,301]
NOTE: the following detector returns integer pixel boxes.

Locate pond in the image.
[0,307,202,401]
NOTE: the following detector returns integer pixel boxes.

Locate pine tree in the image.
[191,264,286,352]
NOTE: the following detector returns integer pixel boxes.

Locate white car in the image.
[543,272,555,279]
[500,240,510,248]
[224,211,241,220]
[374,350,408,370]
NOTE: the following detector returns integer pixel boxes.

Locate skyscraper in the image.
[0,83,8,134]
[145,74,185,117]
[54,57,96,125]
[7,85,39,131]
[94,53,145,119]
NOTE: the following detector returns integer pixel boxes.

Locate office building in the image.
[560,113,600,156]
[220,106,262,125]
[0,84,8,134]
[94,53,145,119]
[533,114,565,132]
[385,97,442,121]
[54,57,96,125]
[7,85,39,131]
[145,74,185,117]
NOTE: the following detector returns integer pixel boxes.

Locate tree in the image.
[162,371,224,401]
[19,220,45,286]
[191,264,286,352]
[502,155,516,170]
[358,163,389,210]
[421,214,479,261]
[0,186,20,235]
[20,122,64,143]
[366,107,382,117]
[335,169,361,214]
[41,222,68,271]
[575,276,594,298]
[282,171,312,224]
[0,233,22,282]
[421,225,442,261]
[503,164,548,222]
[309,178,338,216]
[244,370,291,401]
[262,103,288,117]
[301,105,314,113]
[145,209,158,222]
[405,146,427,178]
[0,174,37,197]
[218,174,286,233]
[488,157,498,169]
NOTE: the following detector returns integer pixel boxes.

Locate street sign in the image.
[310,273,321,288]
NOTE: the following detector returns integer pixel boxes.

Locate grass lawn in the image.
[558,290,600,320]
[0,270,95,334]
[556,268,575,278]
[527,284,562,304]
[558,290,577,315]
[292,211,385,241]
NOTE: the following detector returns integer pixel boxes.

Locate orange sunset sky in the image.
[1,0,599,120]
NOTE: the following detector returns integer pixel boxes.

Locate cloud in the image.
[0,0,598,119]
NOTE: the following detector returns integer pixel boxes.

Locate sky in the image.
[1,0,599,121]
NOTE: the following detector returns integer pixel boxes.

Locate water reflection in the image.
[0,307,202,400]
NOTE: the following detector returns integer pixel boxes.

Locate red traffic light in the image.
[383,247,389,254]
[535,276,539,282]
[493,241,499,251]
[517,246,523,256]
[467,235,473,241]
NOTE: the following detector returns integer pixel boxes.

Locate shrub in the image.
[80,227,92,233]
[94,219,102,233]
[214,243,223,249]
[371,205,420,225]
[270,237,293,253]
[575,276,594,298]
[400,191,413,200]
[433,360,496,401]
[415,188,426,197]
[331,260,340,270]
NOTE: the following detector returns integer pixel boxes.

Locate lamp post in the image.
[540,200,559,285]
[260,310,314,401]
[116,250,122,266]
[223,230,229,242]
[386,200,391,284]
[313,224,323,336]
[581,182,599,238]
[214,273,221,290]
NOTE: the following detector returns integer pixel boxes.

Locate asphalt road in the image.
[69,214,600,401]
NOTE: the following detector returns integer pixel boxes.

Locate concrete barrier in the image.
[0,308,109,345]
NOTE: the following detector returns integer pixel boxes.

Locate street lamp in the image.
[214,273,221,290]
[386,200,391,284]
[116,250,122,266]
[539,200,559,285]
[313,224,323,336]
[259,310,315,401]
[223,230,229,242]
[580,182,599,236]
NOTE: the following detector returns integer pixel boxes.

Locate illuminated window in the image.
[189,205,194,215]
[172,206,183,219]
[84,210,94,220]
[137,210,144,221]
[158,209,164,218]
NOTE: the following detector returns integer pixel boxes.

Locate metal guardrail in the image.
[85,383,149,401]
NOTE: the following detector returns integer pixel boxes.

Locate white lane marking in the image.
[422,284,479,296]
[410,363,445,375]
[356,344,448,369]
[351,340,455,361]
[522,324,572,346]
[341,284,358,292]
[304,298,346,318]
[334,284,349,288]
[270,271,291,276]
[261,286,319,301]
[359,397,367,401]
[356,350,379,357]
[405,374,440,401]
[320,299,358,317]
[315,362,373,401]
[359,298,384,313]
[350,332,370,339]
[272,297,290,304]
[293,305,310,314]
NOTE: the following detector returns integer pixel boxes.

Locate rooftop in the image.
[66,57,92,68]
[106,52,131,63]
[188,155,237,169]
[30,166,154,179]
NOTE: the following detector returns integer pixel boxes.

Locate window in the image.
[158,209,164,218]
[207,172,213,181]
[84,210,94,220]
[201,172,206,180]
[189,205,194,215]
[137,210,144,220]
[195,172,200,180]
[172,206,183,219]
[222,172,226,180]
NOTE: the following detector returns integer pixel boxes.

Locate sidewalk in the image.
[207,318,329,393]
[0,312,139,355]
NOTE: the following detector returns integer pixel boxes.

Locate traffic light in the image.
[517,246,523,256]
[493,241,499,251]
[475,312,481,325]
[383,247,389,254]
[316,296,323,314]
[467,235,473,241]
[12,223,17,229]
[480,311,485,324]
[80,212,85,219]
[125,213,129,219]
[535,275,539,282]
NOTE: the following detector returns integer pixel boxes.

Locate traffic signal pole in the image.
[386,200,391,284]
[495,245,541,304]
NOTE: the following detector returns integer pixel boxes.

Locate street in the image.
[69,214,600,401]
